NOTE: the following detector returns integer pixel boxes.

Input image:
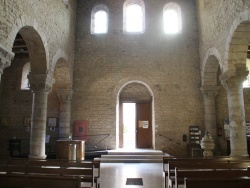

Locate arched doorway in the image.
[118,81,154,149]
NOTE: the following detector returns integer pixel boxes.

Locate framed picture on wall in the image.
[24,118,31,127]
[48,117,57,127]
[246,123,250,135]
[1,117,10,126]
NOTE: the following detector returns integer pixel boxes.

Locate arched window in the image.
[21,62,30,90]
[163,2,182,34]
[91,4,108,34]
[123,0,145,33]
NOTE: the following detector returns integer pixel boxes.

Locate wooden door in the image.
[136,102,152,148]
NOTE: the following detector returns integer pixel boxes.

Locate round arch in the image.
[223,10,250,73]
[201,47,222,83]
[202,53,221,87]
[6,15,49,73]
[51,49,72,90]
[114,76,158,149]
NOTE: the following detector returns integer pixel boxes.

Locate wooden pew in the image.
[0,160,8,175]
[0,174,82,188]
[175,167,250,188]
[7,158,28,175]
[167,160,231,188]
[184,177,250,188]
[163,156,250,188]
[93,158,101,188]
[61,159,95,188]
[163,156,232,188]
[27,159,63,176]
[0,159,95,188]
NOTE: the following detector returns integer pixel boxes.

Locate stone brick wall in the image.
[0,0,76,63]
[197,0,250,155]
[196,0,250,67]
[74,0,202,156]
[3,0,250,157]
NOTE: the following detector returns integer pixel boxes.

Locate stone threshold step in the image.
[100,158,163,163]
[108,150,163,156]
[101,155,163,159]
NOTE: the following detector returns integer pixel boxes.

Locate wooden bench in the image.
[0,158,95,188]
[93,158,101,188]
[175,168,250,188]
[168,161,231,188]
[163,156,250,188]
[60,159,95,188]
[169,160,250,188]
[184,177,250,188]
[7,158,28,175]
[27,159,63,176]
[0,174,82,188]
[0,160,8,175]
[163,157,231,188]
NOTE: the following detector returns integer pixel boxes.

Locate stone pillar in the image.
[0,43,15,83]
[220,64,248,156]
[57,89,73,139]
[200,86,220,139]
[28,73,55,159]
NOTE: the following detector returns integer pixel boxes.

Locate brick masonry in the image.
[0,0,250,157]
[73,0,202,156]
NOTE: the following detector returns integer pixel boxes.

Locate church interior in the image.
[1,0,250,187]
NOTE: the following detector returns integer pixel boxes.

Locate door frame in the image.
[119,99,153,149]
[115,80,155,150]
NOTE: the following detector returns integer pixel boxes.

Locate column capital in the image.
[0,43,15,73]
[56,89,73,102]
[200,85,221,99]
[28,73,55,92]
[220,63,248,91]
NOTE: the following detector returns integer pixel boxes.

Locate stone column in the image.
[56,89,73,139]
[220,64,248,156]
[0,43,15,83]
[28,73,55,159]
[200,86,220,139]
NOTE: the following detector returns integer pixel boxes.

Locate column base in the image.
[230,149,249,157]
[28,154,47,159]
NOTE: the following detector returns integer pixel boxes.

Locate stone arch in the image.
[201,51,223,149]
[51,49,72,89]
[6,15,49,73]
[113,76,158,149]
[53,57,72,90]
[220,10,250,156]
[202,48,222,82]
[223,10,250,73]
[113,76,159,99]
[202,51,221,86]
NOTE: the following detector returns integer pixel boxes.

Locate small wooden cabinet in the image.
[56,140,85,160]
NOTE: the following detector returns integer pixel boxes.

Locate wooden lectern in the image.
[56,140,85,160]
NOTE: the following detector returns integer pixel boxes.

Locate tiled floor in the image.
[99,163,163,188]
